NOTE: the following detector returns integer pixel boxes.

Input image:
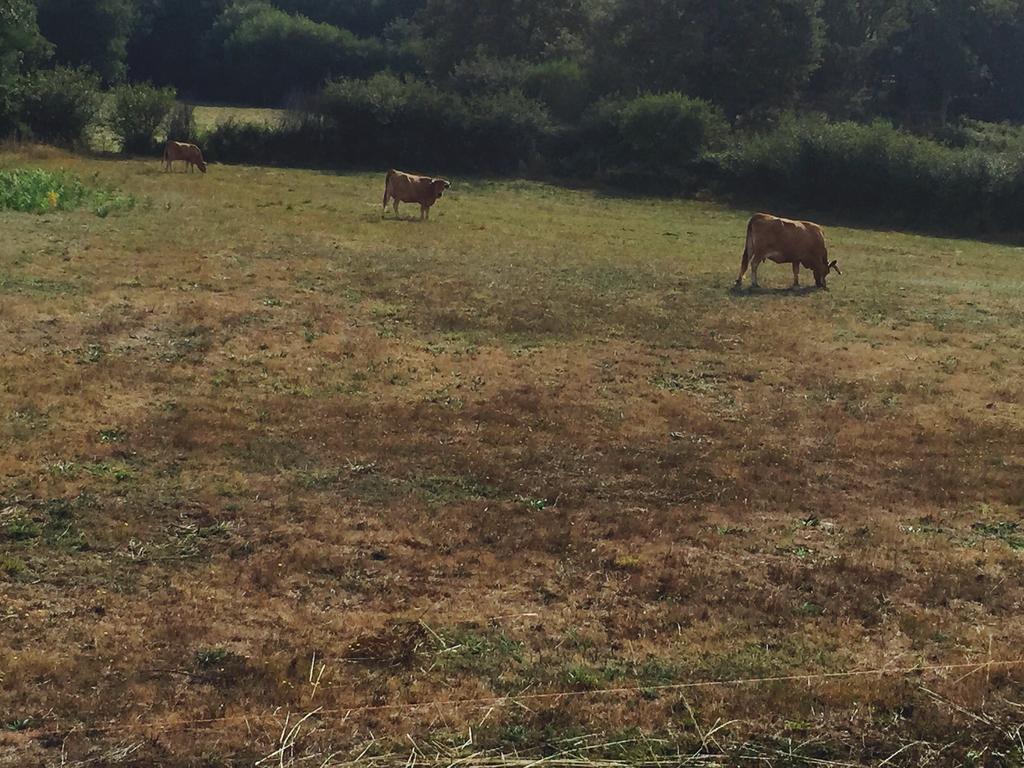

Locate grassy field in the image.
[192,104,287,132]
[1,145,1023,767]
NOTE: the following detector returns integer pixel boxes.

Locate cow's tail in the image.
[737,218,753,283]
[383,169,395,206]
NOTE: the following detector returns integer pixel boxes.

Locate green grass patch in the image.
[0,168,134,216]
[437,629,525,683]
[971,521,1024,550]
[414,474,499,504]
[0,555,27,578]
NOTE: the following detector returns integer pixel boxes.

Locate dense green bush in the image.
[523,59,590,122]
[712,115,1024,230]
[448,56,526,96]
[19,67,102,146]
[203,118,329,166]
[317,73,551,172]
[203,119,278,164]
[214,2,389,105]
[617,94,730,168]
[0,0,52,136]
[559,93,729,190]
[109,82,176,154]
[462,90,552,173]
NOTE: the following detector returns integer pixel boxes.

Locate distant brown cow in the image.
[382,169,450,220]
[735,213,841,289]
[163,141,207,174]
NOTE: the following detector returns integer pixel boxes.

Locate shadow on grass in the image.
[729,284,823,299]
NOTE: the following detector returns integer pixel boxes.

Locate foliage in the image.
[316,73,551,172]
[591,0,824,117]
[415,0,589,76]
[560,93,729,190]
[448,55,526,96]
[35,0,134,84]
[712,114,1024,231]
[164,101,198,143]
[109,81,176,153]
[0,0,50,134]
[0,167,134,215]
[522,59,590,122]
[19,67,102,146]
[208,1,390,105]
[127,0,228,95]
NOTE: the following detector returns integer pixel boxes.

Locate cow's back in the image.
[387,170,431,202]
[750,213,826,262]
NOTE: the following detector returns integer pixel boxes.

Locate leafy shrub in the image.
[462,90,552,173]
[203,119,277,164]
[164,102,198,144]
[0,168,134,215]
[109,82,176,154]
[0,0,52,136]
[318,73,465,167]
[449,55,526,96]
[317,73,551,172]
[215,2,388,105]
[203,118,329,167]
[19,67,101,146]
[712,115,1024,231]
[523,59,590,122]
[560,92,728,190]
[617,93,729,168]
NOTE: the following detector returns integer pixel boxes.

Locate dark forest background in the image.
[6,0,1024,230]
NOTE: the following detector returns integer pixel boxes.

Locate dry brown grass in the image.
[1,146,1023,767]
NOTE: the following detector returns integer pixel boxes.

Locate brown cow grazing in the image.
[735,213,841,289]
[382,169,450,220]
[163,141,208,174]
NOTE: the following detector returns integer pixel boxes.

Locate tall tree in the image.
[870,0,989,125]
[592,0,824,116]
[0,0,50,131]
[127,0,228,96]
[807,0,890,115]
[36,0,134,83]
[415,0,590,75]
[274,0,427,37]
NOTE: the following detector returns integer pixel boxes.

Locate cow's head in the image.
[432,178,450,198]
[197,159,208,174]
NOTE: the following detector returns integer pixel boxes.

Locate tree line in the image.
[5,0,1024,234]
[5,0,1024,126]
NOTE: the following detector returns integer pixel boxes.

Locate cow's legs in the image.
[736,247,751,287]
[381,194,389,218]
[750,256,763,288]
[392,200,400,218]
[791,262,800,288]
[421,205,428,220]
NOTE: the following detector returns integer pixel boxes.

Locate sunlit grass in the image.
[1,145,1022,765]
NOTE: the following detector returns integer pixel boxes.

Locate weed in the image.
[98,428,127,443]
[970,521,1024,550]
[611,553,644,571]
[4,516,41,541]
[0,555,27,577]
[0,168,134,215]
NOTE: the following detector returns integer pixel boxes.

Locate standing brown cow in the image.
[382,169,450,220]
[735,213,841,289]
[163,141,208,174]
